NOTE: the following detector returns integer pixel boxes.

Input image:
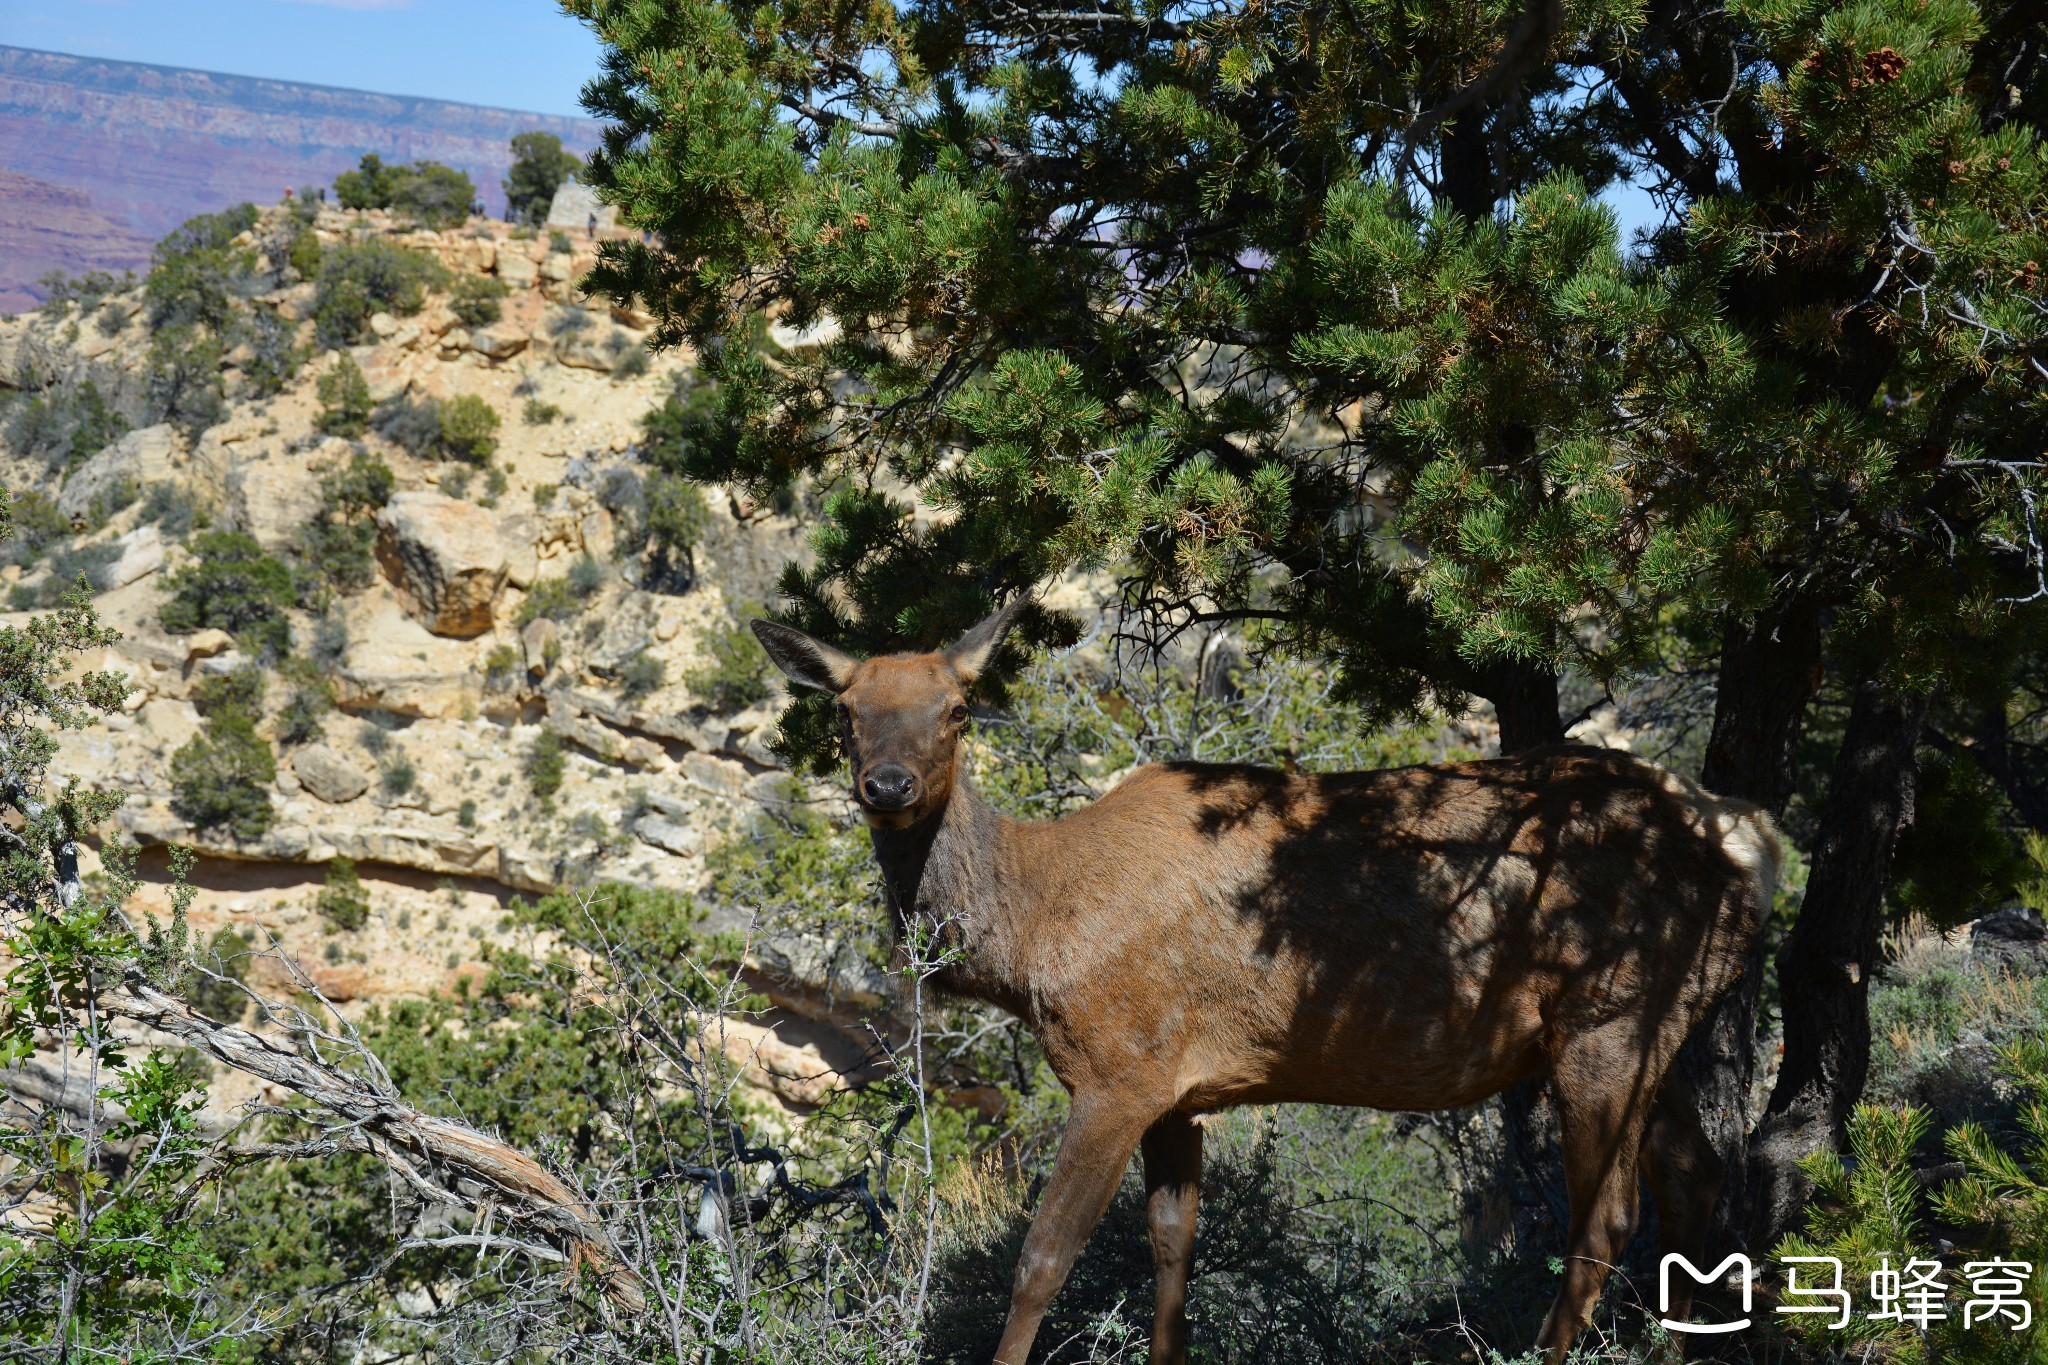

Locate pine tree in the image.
[567,0,2048,1244]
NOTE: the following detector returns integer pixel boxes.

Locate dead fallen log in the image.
[101,970,647,1310]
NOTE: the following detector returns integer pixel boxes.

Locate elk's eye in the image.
[950,704,970,724]
[835,702,851,722]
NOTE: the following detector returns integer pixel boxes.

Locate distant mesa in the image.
[0,44,602,314]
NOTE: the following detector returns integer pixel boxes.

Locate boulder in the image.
[183,628,234,661]
[1971,905,2048,976]
[467,326,528,360]
[103,525,166,589]
[226,458,324,553]
[520,616,559,676]
[496,513,541,588]
[368,311,398,338]
[494,243,539,290]
[292,745,371,804]
[376,492,509,637]
[556,323,629,372]
[57,425,180,522]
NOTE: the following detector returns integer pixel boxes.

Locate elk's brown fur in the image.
[753,601,1776,1364]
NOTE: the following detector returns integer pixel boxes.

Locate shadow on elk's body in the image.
[751,598,1777,1365]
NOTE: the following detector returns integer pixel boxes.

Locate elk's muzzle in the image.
[860,763,919,812]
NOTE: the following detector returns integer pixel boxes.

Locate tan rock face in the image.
[104,525,165,589]
[292,745,371,804]
[467,326,527,360]
[57,424,180,522]
[226,458,324,553]
[376,492,509,637]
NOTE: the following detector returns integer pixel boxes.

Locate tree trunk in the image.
[1486,659,1566,754]
[1747,682,1931,1248]
[1677,595,1823,1249]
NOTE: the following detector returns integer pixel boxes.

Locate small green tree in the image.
[295,451,394,598]
[169,711,277,841]
[333,154,400,211]
[505,131,581,226]
[314,355,374,437]
[525,728,565,802]
[315,857,371,931]
[158,531,294,658]
[388,161,475,230]
[436,394,500,463]
[448,275,507,327]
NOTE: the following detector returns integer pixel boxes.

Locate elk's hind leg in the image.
[1640,1074,1723,1329]
[1534,1038,1658,1364]
[1141,1111,1203,1364]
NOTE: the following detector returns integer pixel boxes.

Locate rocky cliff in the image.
[0,202,887,1121]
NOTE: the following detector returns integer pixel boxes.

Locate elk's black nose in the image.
[861,764,918,810]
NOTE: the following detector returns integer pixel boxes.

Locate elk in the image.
[752,599,1777,1364]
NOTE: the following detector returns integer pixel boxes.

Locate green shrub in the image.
[314,355,374,437]
[295,451,394,597]
[4,377,129,471]
[437,394,499,463]
[609,339,651,379]
[549,230,573,254]
[504,131,580,226]
[684,613,772,712]
[137,482,204,540]
[333,154,399,211]
[315,857,371,931]
[37,268,129,318]
[10,543,121,610]
[512,558,603,626]
[0,491,70,569]
[521,397,563,425]
[370,394,497,463]
[275,657,334,746]
[236,308,305,398]
[525,728,565,802]
[618,649,665,699]
[483,643,521,689]
[380,752,416,796]
[158,530,294,658]
[169,709,277,840]
[192,666,264,720]
[144,204,257,332]
[370,395,443,456]
[644,470,710,581]
[313,242,448,349]
[457,798,477,829]
[145,324,226,435]
[448,275,506,327]
[388,161,475,230]
[287,228,322,280]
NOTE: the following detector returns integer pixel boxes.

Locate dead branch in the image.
[98,970,647,1311]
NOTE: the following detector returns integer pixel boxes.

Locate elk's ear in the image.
[750,620,860,693]
[943,596,1030,684]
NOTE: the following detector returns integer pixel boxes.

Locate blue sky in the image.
[0,0,603,117]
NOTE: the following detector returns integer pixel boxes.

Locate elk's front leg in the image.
[993,1096,1155,1365]
[1141,1111,1202,1364]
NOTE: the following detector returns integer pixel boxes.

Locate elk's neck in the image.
[867,773,1032,1015]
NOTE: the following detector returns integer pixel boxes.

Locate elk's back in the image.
[1018,745,1775,1112]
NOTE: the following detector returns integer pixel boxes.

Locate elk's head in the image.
[750,599,1028,829]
